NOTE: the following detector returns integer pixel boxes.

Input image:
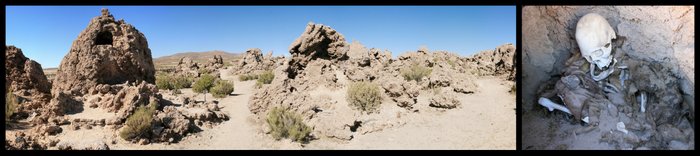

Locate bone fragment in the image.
[616,122,628,134]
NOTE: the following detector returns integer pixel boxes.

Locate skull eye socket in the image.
[604,42,611,48]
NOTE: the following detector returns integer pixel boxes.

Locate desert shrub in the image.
[6,89,17,121]
[346,81,382,114]
[211,80,234,99]
[193,74,216,93]
[401,64,432,82]
[156,74,192,94]
[198,68,213,75]
[172,76,193,89]
[266,107,311,142]
[193,74,217,102]
[120,102,157,140]
[155,74,174,90]
[255,70,274,88]
[238,74,258,81]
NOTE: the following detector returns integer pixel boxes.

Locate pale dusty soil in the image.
[8,68,516,150]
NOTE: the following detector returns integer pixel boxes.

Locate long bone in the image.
[639,92,647,113]
[538,97,590,123]
[591,58,617,81]
[538,97,572,114]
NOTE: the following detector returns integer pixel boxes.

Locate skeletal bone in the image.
[616,122,628,134]
[576,13,616,70]
[639,92,647,113]
[538,97,572,114]
[539,97,591,123]
[603,82,619,93]
[590,58,617,81]
[618,65,629,89]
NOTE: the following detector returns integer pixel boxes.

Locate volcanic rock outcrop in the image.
[248,22,507,142]
[232,48,282,75]
[52,8,156,96]
[286,22,349,79]
[465,43,516,80]
[5,46,58,119]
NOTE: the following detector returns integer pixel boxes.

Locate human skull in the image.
[575,13,616,70]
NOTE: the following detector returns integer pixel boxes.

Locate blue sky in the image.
[6,6,515,68]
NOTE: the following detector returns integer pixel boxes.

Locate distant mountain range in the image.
[153,50,242,68]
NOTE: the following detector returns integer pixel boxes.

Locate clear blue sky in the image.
[6,6,515,68]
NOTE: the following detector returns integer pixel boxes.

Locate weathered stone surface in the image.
[232,48,281,75]
[52,8,155,96]
[465,43,516,80]
[152,106,191,143]
[287,22,348,78]
[97,81,160,122]
[429,89,461,109]
[5,46,55,119]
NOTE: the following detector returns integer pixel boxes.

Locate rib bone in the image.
[603,82,619,94]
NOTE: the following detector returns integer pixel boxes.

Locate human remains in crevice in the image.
[537,13,620,126]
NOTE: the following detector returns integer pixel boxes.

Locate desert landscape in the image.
[5,8,516,150]
[521,6,694,150]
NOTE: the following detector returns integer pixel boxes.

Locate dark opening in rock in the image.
[312,106,322,113]
[349,120,362,132]
[95,31,113,45]
[312,39,332,60]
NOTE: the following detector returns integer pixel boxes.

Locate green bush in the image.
[193,74,216,94]
[266,107,311,142]
[193,74,217,102]
[400,64,432,82]
[6,89,17,121]
[155,74,174,90]
[172,76,193,89]
[346,81,382,114]
[211,80,234,99]
[238,74,258,81]
[198,68,213,75]
[156,74,192,94]
[256,70,274,88]
[120,102,157,140]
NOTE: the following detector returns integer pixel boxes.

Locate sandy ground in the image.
[8,68,516,150]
